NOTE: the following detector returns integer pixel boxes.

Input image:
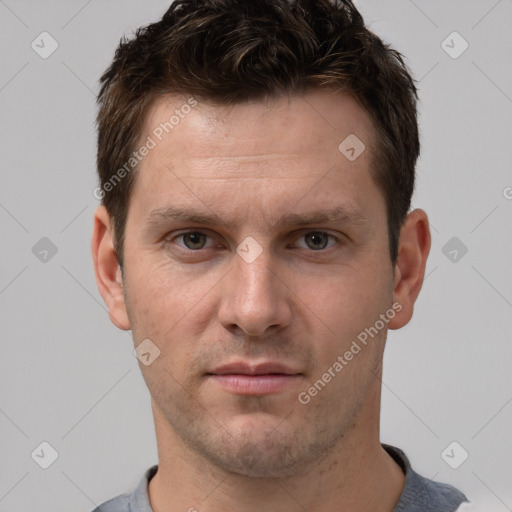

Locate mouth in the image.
[206,362,303,395]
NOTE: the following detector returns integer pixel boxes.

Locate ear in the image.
[91,205,131,330]
[388,209,431,330]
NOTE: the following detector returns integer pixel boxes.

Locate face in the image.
[94,89,426,479]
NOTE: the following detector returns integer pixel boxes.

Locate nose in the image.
[217,245,292,337]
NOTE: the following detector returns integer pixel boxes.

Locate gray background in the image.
[0,0,511,510]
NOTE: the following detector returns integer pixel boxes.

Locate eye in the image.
[166,230,340,253]
[173,231,214,250]
[294,231,338,251]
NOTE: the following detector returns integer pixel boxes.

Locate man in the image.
[91,0,470,510]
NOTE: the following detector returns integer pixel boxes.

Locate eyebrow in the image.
[145,205,369,230]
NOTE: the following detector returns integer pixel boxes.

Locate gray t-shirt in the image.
[91,444,469,512]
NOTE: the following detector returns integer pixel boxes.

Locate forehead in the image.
[128,89,382,224]
[140,89,377,174]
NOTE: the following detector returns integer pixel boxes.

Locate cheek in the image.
[306,265,392,361]
[124,259,218,352]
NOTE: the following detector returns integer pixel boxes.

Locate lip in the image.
[209,362,300,376]
[206,361,302,395]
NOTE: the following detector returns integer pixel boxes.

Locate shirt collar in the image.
[130,444,464,511]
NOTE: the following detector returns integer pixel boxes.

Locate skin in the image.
[92,88,431,511]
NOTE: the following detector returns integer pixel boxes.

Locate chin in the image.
[196,419,342,480]
[210,439,310,479]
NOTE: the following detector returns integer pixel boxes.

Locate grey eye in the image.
[181,232,208,250]
[302,232,332,250]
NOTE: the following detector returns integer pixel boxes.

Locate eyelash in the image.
[164,230,341,254]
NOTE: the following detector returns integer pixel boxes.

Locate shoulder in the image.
[411,477,469,511]
[90,465,158,512]
[383,444,469,512]
[91,492,131,512]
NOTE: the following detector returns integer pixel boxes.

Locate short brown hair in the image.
[96,0,420,268]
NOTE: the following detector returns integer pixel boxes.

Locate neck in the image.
[148,387,405,512]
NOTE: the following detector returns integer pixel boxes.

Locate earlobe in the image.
[91,205,131,330]
[388,209,431,330]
